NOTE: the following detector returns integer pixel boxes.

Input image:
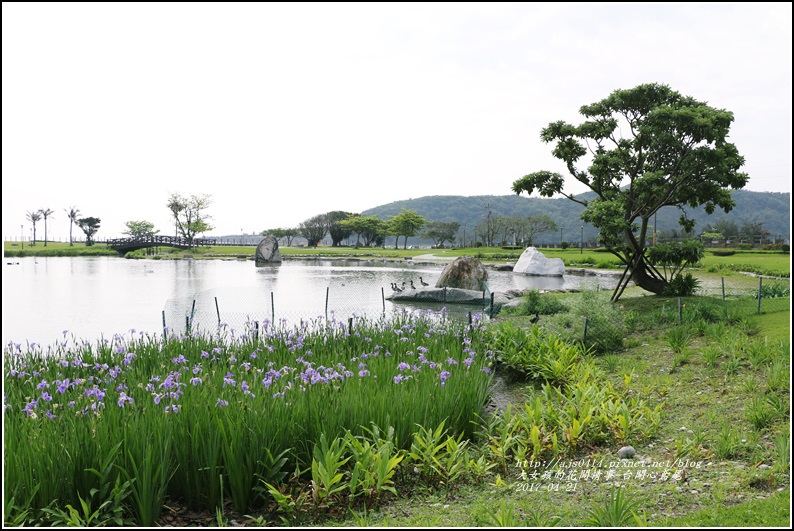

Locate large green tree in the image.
[739,221,770,244]
[262,228,299,246]
[298,214,328,247]
[702,219,739,241]
[123,220,159,238]
[512,83,748,299]
[325,211,354,247]
[167,193,214,248]
[422,221,460,248]
[387,208,427,249]
[339,214,387,247]
[521,215,557,246]
[77,217,101,246]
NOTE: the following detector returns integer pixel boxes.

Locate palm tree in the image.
[26,210,42,246]
[65,206,81,246]
[39,208,54,246]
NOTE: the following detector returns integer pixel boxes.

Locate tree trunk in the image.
[629,259,666,295]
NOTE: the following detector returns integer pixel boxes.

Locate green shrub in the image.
[489,323,582,385]
[580,485,645,527]
[501,290,569,317]
[662,273,701,296]
[564,290,627,354]
[760,243,789,252]
[759,282,790,299]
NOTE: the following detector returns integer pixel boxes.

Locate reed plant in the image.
[714,425,745,459]
[580,485,644,527]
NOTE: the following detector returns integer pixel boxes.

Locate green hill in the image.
[361,190,790,245]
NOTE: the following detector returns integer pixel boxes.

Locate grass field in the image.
[326,295,791,527]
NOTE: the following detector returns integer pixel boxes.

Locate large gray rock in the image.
[512,247,565,276]
[255,236,282,264]
[387,287,513,307]
[435,256,488,291]
[387,287,488,304]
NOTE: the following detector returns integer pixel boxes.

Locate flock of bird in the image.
[390,276,429,292]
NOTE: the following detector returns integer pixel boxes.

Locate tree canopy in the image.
[339,214,387,247]
[123,220,159,238]
[298,214,328,247]
[325,211,354,247]
[512,83,748,298]
[77,217,101,246]
[167,193,214,248]
[422,221,460,248]
[387,209,427,249]
[262,228,299,246]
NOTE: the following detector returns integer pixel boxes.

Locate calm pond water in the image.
[2,256,618,349]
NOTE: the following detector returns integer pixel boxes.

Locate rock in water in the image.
[435,256,488,291]
[255,236,282,264]
[512,247,565,276]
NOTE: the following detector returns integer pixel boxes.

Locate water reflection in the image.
[2,257,620,349]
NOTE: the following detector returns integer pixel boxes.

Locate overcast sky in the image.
[2,2,791,241]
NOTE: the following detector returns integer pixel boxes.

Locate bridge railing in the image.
[106,235,216,247]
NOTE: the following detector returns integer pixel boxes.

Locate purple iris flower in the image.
[117,392,133,408]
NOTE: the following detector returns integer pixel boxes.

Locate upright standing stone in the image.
[256,236,282,264]
[435,256,488,291]
[512,247,564,276]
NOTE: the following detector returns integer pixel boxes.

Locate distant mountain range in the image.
[362,190,791,244]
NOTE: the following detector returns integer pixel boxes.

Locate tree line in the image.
[264,209,431,249]
[24,207,100,247]
[21,193,215,249]
[262,210,561,249]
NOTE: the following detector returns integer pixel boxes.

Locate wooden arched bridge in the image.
[106,235,217,254]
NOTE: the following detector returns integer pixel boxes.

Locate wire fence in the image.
[568,275,790,353]
[163,283,495,338]
[161,274,789,344]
